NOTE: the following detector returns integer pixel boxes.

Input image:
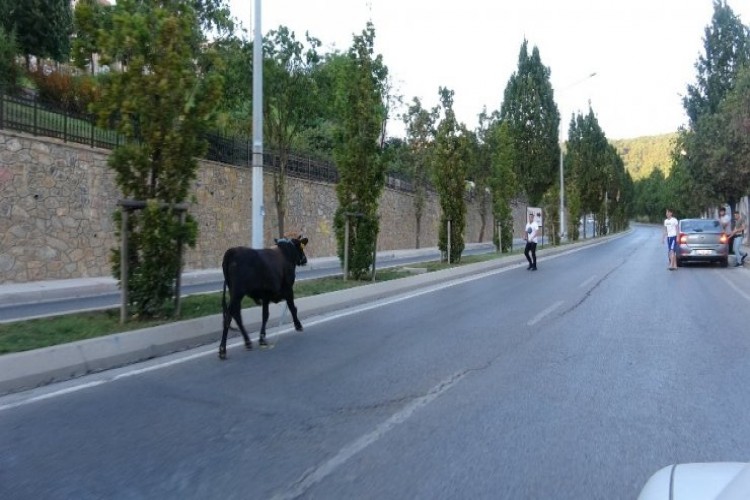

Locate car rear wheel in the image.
[676,258,683,267]
[721,258,728,268]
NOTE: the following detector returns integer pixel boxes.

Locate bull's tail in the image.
[221,278,229,329]
[221,278,239,331]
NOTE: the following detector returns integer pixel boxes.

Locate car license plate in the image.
[695,250,712,256]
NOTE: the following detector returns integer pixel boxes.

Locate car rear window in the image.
[681,220,721,232]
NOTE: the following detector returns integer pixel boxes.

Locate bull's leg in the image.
[287,295,303,332]
[229,296,253,353]
[259,300,270,346]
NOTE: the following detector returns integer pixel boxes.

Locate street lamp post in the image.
[559,144,565,240]
[558,72,597,242]
[251,0,264,249]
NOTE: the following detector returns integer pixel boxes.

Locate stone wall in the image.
[1,130,509,284]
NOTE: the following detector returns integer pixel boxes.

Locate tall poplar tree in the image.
[499,40,560,205]
[470,110,495,243]
[432,87,469,263]
[332,23,387,279]
[489,120,518,252]
[566,107,610,227]
[402,97,438,249]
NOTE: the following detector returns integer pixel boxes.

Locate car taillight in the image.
[679,233,688,244]
[720,233,728,244]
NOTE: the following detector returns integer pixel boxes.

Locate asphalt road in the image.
[3,224,748,499]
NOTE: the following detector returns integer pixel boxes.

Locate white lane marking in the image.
[579,275,596,289]
[0,380,109,411]
[527,300,564,326]
[717,272,750,301]
[271,371,467,500]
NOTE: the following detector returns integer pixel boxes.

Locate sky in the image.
[228,0,750,140]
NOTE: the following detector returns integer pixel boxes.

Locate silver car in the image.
[675,218,729,267]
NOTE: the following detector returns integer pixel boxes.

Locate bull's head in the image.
[275,235,309,266]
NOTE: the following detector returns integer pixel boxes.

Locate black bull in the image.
[219,236,309,360]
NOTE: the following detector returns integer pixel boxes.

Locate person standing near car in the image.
[719,206,733,253]
[524,212,539,271]
[663,208,678,270]
[729,210,748,267]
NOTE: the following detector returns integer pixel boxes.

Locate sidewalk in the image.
[0,243,494,308]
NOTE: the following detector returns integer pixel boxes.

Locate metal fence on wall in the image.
[0,92,424,192]
[0,92,124,149]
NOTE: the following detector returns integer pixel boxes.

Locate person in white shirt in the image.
[662,208,679,271]
[719,206,733,254]
[524,213,539,271]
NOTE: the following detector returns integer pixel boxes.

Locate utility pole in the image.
[251,0,264,248]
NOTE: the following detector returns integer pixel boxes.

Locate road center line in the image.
[527,300,564,326]
[272,371,467,500]
[579,275,596,288]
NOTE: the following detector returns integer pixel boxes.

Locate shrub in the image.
[29,67,73,109]
[29,68,99,114]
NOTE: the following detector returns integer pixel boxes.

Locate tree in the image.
[566,107,610,235]
[212,36,253,135]
[633,169,669,222]
[191,0,234,35]
[302,51,351,158]
[381,136,411,179]
[2,0,72,67]
[703,64,750,206]
[332,23,387,279]
[0,26,20,93]
[71,0,112,73]
[489,120,518,252]
[608,149,631,233]
[93,0,223,318]
[664,149,698,218]
[683,0,750,126]
[722,63,750,156]
[402,97,438,248]
[499,40,560,205]
[263,26,321,238]
[680,0,750,212]
[470,109,496,243]
[432,87,469,263]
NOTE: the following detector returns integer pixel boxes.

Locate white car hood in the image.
[639,463,750,500]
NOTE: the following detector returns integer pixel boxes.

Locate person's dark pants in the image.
[524,242,537,269]
[729,236,735,254]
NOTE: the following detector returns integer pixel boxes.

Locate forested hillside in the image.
[610,133,677,180]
